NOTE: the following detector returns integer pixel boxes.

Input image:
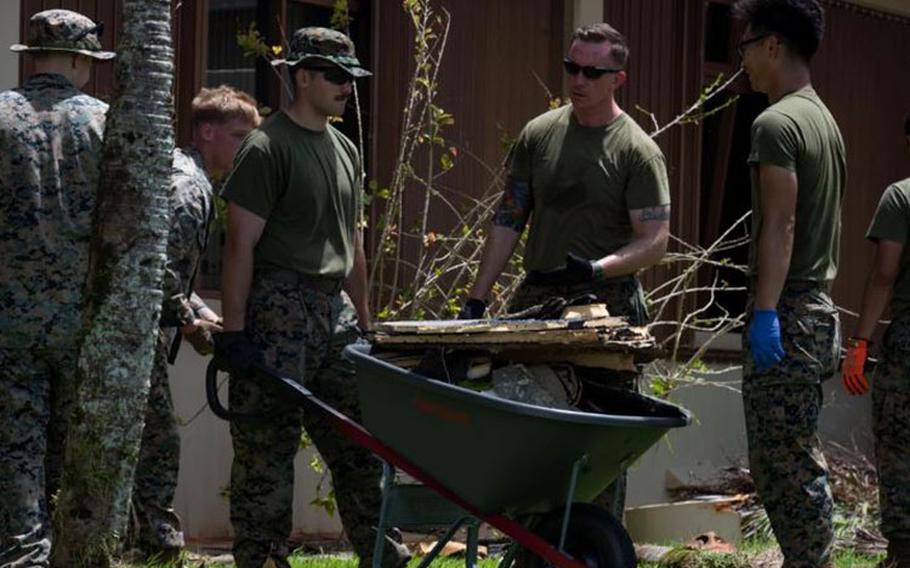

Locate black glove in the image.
[564,252,595,284]
[458,298,487,320]
[213,330,261,375]
[526,253,595,286]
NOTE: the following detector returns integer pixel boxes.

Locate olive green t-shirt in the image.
[510,105,670,272]
[221,112,362,279]
[748,87,846,282]
[867,178,910,318]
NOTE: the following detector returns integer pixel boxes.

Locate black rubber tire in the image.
[515,503,636,568]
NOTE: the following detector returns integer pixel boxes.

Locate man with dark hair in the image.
[215,27,410,568]
[841,120,910,568]
[460,21,670,519]
[733,0,845,566]
[0,9,113,567]
[130,85,261,561]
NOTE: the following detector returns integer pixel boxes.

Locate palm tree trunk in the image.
[51,1,175,566]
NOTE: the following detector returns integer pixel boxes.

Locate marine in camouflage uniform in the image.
[873,317,910,567]
[130,146,215,557]
[842,173,910,567]
[734,1,845,565]
[0,9,113,567]
[462,23,670,521]
[216,27,409,568]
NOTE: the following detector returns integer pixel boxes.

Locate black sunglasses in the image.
[562,58,623,80]
[736,33,770,58]
[73,22,104,43]
[303,65,354,86]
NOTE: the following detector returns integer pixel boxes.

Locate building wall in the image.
[817,4,910,327]
[0,2,20,90]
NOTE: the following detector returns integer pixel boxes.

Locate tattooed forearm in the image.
[638,204,671,222]
[492,178,533,231]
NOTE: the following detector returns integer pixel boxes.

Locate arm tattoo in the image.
[492,177,533,231]
[638,204,671,222]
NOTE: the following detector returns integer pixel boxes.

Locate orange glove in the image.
[842,337,870,396]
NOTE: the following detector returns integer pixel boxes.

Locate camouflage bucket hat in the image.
[271,26,371,78]
[10,9,115,61]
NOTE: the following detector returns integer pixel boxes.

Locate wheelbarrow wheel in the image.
[515,503,635,568]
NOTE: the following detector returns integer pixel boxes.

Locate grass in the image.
[635,538,884,568]
[121,553,502,568]
[123,546,884,568]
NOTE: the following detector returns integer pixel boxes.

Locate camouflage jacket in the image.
[0,73,107,349]
[159,146,214,329]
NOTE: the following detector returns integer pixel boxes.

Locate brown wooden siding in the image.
[813,2,910,324]
[18,0,910,326]
[370,0,566,284]
[601,0,705,305]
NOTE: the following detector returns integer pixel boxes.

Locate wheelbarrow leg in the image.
[416,517,472,568]
[373,462,395,568]
[498,542,520,568]
[557,455,589,552]
[465,518,480,568]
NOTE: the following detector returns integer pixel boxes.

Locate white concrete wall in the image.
[0,2,20,90]
[170,301,343,544]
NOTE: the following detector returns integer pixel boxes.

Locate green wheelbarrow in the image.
[345,344,691,568]
[206,345,690,568]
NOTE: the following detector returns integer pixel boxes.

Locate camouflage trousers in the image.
[130,329,184,556]
[229,276,410,568]
[508,275,648,520]
[0,346,77,568]
[872,315,910,542]
[742,284,839,568]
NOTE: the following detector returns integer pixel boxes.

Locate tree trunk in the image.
[51,1,175,566]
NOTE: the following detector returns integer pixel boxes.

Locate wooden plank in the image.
[498,349,638,371]
[375,319,572,335]
[375,315,629,335]
[373,329,604,346]
[372,329,655,351]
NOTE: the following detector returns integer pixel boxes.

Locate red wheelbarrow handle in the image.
[207,360,587,568]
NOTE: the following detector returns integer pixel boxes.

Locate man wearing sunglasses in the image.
[734,1,845,567]
[0,9,114,567]
[461,23,671,520]
[215,27,410,568]
[839,115,910,568]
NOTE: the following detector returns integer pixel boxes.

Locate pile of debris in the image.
[666,443,885,555]
[371,302,656,410]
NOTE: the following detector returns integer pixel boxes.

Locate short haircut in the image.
[571,23,629,69]
[733,0,825,61]
[191,85,261,128]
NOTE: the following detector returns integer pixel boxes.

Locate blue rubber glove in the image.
[750,309,785,372]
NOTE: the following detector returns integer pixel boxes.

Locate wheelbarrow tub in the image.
[345,344,691,516]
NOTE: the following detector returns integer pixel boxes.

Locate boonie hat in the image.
[10,9,115,61]
[271,26,370,78]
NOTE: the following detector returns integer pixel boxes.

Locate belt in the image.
[256,269,344,295]
[749,278,831,294]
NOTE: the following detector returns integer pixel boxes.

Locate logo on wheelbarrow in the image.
[412,397,471,425]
